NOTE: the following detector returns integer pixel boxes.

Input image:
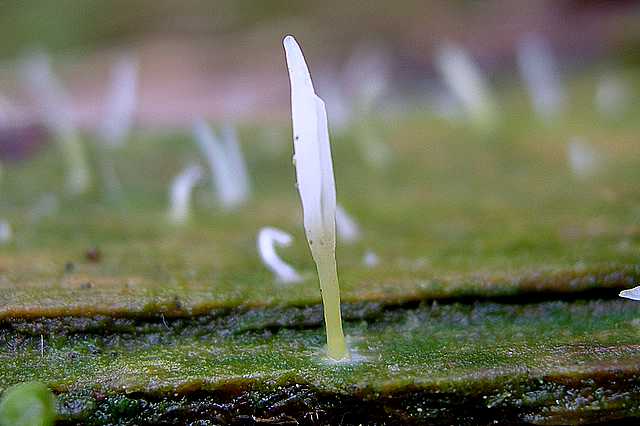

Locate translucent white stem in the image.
[21,52,91,195]
[99,55,138,148]
[517,34,564,122]
[168,164,204,224]
[0,219,11,244]
[0,165,7,244]
[435,43,496,131]
[94,56,138,199]
[257,227,303,284]
[193,120,250,210]
[315,251,347,359]
[336,204,361,243]
[220,125,251,202]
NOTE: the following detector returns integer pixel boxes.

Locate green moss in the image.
[1,96,640,317]
[1,67,640,422]
[1,300,640,423]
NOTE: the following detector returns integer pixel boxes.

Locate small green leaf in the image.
[0,382,56,426]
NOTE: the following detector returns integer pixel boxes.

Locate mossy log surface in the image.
[1,300,639,424]
[1,74,640,424]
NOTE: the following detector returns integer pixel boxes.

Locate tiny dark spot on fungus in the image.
[64,261,75,273]
[85,247,101,263]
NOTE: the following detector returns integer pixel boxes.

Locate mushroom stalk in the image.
[284,35,348,360]
[193,120,250,210]
[517,34,564,122]
[21,52,91,195]
[96,55,139,198]
[99,55,138,149]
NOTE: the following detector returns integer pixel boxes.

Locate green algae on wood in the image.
[1,300,640,424]
[1,102,640,318]
[0,68,640,423]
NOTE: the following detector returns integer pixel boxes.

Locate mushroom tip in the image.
[619,286,640,301]
[283,34,296,46]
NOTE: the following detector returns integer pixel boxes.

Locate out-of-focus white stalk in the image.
[21,52,91,195]
[220,125,251,202]
[193,120,250,210]
[435,43,497,131]
[284,35,348,361]
[0,165,8,244]
[517,34,564,122]
[257,227,303,284]
[343,42,391,112]
[0,219,11,244]
[96,55,138,198]
[567,137,599,179]
[168,164,204,224]
[335,204,361,244]
[345,44,393,169]
[99,55,138,148]
[595,73,629,118]
[620,285,640,301]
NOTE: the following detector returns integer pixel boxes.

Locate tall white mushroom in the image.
[99,55,139,148]
[283,35,348,360]
[434,42,497,131]
[96,55,139,198]
[21,52,91,195]
[0,165,10,244]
